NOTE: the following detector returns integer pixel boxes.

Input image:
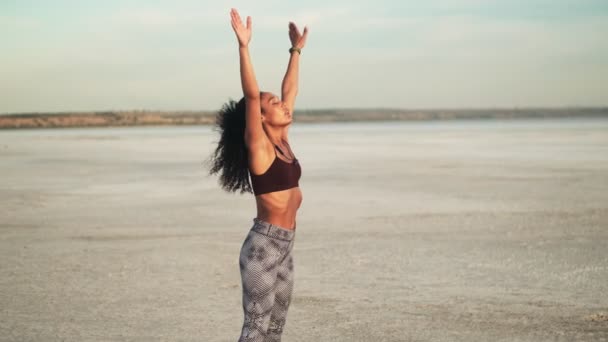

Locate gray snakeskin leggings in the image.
[238,218,296,342]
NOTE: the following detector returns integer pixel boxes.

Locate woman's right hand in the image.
[230,8,251,48]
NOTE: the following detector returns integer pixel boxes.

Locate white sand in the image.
[1,118,607,341]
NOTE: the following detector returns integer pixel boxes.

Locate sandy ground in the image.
[1,118,607,342]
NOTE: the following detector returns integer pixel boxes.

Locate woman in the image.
[209,8,309,342]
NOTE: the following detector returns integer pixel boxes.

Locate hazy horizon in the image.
[3,105,608,117]
[1,0,607,113]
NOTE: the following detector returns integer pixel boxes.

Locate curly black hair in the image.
[208,97,253,194]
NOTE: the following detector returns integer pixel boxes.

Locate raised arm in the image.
[230,8,265,148]
[281,22,309,115]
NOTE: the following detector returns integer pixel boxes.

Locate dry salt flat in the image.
[1,117,607,342]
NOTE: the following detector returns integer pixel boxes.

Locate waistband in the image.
[251,218,296,241]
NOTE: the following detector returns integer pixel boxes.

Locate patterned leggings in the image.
[238,218,296,342]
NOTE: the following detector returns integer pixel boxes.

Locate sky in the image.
[1,0,607,113]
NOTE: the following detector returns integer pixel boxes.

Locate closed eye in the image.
[267,96,279,105]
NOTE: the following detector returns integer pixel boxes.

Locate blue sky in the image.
[1,0,607,113]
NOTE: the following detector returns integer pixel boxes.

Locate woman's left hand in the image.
[288,22,308,49]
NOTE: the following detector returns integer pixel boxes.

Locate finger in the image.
[289,22,297,31]
[230,11,237,27]
[301,26,308,45]
[233,9,242,24]
[231,18,239,31]
[246,16,251,30]
[230,9,239,26]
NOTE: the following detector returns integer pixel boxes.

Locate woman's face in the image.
[260,92,292,127]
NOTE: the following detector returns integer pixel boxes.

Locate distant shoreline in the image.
[1,107,607,129]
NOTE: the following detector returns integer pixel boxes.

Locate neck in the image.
[263,124,288,145]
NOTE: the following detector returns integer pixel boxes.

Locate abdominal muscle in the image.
[255,186,302,230]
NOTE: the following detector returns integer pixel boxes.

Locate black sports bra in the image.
[250,144,301,196]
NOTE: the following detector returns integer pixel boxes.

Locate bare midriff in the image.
[255,186,302,230]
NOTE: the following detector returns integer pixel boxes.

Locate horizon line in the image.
[2,105,608,116]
